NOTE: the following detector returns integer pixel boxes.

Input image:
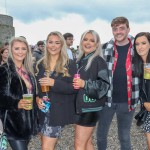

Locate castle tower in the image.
[0,14,15,46]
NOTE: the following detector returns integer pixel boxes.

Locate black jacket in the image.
[0,59,38,140]
[140,78,150,103]
[76,54,110,114]
[36,60,77,126]
[32,49,44,62]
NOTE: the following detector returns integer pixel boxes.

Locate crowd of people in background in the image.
[0,16,150,150]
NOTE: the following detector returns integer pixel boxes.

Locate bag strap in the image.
[3,110,8,130]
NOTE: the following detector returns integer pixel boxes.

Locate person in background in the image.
[133,32,150,149]
[0,37,38,150]
[63,32,74,60]
[0,48,8,65]
[35,31,77,150]
[73,30,110,150]
[3,42,9,49]
[32,40,45,62]
[96,16,139,150]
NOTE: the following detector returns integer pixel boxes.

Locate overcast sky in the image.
[0,0,150,47]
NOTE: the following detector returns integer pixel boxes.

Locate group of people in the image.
[0,16,150,150]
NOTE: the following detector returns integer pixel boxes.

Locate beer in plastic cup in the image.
[144,63,150,79]
[23,94,33,110]
[41,85,50,92]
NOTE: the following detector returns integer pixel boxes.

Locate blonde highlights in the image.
[8,37,34,76]
[77,30,102,70]
[36,31,70,76]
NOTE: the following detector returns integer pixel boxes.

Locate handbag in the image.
[0,110,8,150]
[135,102,148,126]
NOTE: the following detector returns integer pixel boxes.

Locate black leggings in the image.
[8,139,29,150]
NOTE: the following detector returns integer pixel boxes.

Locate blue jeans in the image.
[96,103,135,150]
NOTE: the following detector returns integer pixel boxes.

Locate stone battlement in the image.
[0,14,15,45]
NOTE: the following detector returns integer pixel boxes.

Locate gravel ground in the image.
[7,106,147,150]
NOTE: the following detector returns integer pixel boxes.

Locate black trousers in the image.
[8,139,29,150]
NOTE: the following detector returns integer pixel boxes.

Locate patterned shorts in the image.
[142,112,150,133]
[40,117,64,138]
[40,124,64,138]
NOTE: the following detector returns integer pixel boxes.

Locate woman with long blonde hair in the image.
[73,30,110,150]
[0,37,38,150]
[36,31,77,150]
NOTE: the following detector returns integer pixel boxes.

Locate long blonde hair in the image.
[36,31,69,76]
[8,37,34,76]
[77,30,103,70]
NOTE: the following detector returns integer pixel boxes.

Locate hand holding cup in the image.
[18,94,33,110]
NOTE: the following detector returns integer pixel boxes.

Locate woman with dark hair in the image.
[0,37,38,150]
[133,32,150,149]
[0,48,8,65]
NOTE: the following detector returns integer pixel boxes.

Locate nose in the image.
[137,44,143,50]
[18,49,23,54]
[116,28,121,34]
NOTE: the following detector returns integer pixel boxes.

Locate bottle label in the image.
[41,96,51,113]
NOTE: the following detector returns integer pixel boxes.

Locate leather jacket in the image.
[76,54,110,114]
[140,78,150,103]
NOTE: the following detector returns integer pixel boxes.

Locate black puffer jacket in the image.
[0,59,38,140]
[76,53,110,114]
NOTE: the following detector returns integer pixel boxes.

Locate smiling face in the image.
[81,33,97,56]
[11,41,28,65]
[112,24,130,45]
[135,35,150,62]
[47,35,62,57]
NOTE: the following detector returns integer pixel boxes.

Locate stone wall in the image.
[0,14,15,46]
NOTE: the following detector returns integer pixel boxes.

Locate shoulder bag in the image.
[135,101,148,126]
[0,110,8,150]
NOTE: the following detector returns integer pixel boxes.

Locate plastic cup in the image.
[144,63,150,79]
[74,74,80,89]
[41,85,50,92]
[23,94,33,110]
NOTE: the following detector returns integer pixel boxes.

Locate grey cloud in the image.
[1,0,150,23]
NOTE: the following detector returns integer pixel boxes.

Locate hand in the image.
[73,78,85,89]
[39,77,54,87]
[36,97,45,110]
[144,102,150,111]
[145,68,150,74]
[18,99,32,110]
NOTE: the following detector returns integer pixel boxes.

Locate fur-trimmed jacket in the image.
[0,59,38,140]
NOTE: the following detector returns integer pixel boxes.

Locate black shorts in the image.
[75,112,99,127]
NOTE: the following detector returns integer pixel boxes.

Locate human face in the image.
[12,41,28,65]
[38,44,45,51]
[81,33,97,56]
[47,35,62,57]
[135,36,150,62]
[1,49,8,60]
[66,37,74,47]
[112,24,130,45]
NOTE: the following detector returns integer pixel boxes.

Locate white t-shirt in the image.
[67,48,73,60]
